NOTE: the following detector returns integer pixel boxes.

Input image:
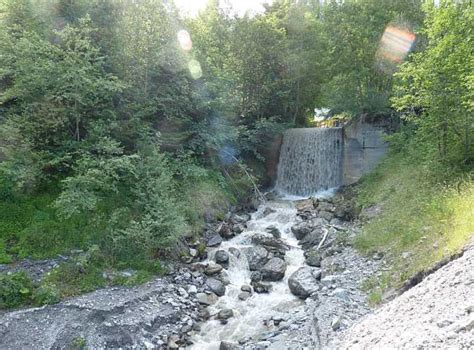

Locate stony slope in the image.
[338,243,474,349]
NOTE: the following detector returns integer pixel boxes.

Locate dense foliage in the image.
[0,0,471,303]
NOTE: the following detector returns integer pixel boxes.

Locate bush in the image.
[32,283,61,306]
[0,272,33,309]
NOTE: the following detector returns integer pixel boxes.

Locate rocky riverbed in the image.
[0,189,385,349]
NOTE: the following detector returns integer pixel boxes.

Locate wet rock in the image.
[241,285,252,293]
[206,278,226,297]
[228,247,240,258]
[251,234,289,253]
[288,267,321,299]
[265,225,281,239]
[218,309,234,323]
[232,213,250,224]
[305,248,323,267]
[204,262,223,276]
[261,257,287,281]
[233,224,245,234]
[220,340,241,350]
[207,234,223,247]
[317,201,334,213]
[331,316,341,331]
[197,292,218,305]
[252,281,272,294]
[215,250,230,265]
[250,271,262,282]
[238,292,251,301]
[242,246,269,271]
[291,218,325,240]
[263,207,276,217]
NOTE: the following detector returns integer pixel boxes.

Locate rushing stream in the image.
[190,199,305,349]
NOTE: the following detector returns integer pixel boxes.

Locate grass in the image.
[355,152,474,303]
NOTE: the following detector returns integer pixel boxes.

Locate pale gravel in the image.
[337,243,474,349]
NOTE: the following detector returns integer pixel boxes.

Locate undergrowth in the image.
[356,152,474,304]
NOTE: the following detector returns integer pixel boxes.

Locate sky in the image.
[174,0,272,17]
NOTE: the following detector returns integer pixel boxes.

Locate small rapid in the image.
[190,200,305,349]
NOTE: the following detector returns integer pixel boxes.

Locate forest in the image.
[0,0,472,311]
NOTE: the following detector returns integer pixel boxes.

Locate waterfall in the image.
[275,128,343,196]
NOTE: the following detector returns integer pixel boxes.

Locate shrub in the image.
[0,271,33,309]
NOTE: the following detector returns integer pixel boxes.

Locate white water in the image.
[190,200,306,349]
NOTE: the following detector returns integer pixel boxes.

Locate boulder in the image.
[217,309,234,323]
[262,207,276,217]
[295,199,315,212]
[206,234,223,247]
[205,262,223,276]
[206,278,226,297]
[251,234,289,252]
[238,292,251,301]
[250,271,262,282]
[196,292,218,305]
[265,225,281,239]
[242,246,269,271]
[288,267,321,299]
[318,210,334,222]
[217,222,234,239]
[215,250,230,265]
[304,248,322,267]
[232,213,250,224]
[240,285,252,293]
[317,201,334,212]
[261,257,287,281]
[228,247,240,258]
[291,218,325,240]
[251,281,272,293]
[300,228,327,250]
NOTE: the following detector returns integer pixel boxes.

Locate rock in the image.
[229,247,240,258]
[265,225,281,239]
[333,288,349,301]
[188,285,198,294]
[238,292,251,301]
[252,281,272,293]
[218,222,234,239]
[291,218,325,240]
[251,234,289,252]
[220,341,241,350]
[196,292,218,305]
[215,250,230,265]
[207,234,223,247]
[295,199,314,212]
[263,207,276,217]
[250,271,262,282]
[317,201,334,212]
[241,285,252,293]
[232,213,250,224]
[217,309,234,321]
[206,278,226,297]
[242,246,269,271]
[300,228,327,250]
[233,224,245,234]
[319,210,334,222]
[205,262,223,276]
[261,257,287,281]
[331,316,341,331]
[288,267,321,299]
[305,248,322,267]
[189,248,198,258]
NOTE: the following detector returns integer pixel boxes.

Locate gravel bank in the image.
[338,243,474,349]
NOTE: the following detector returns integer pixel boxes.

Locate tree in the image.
[392,1,473,168]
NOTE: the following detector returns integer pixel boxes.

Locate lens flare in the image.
[377,25,416,64]
[188,59,202,79]
[177,29,192,51]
